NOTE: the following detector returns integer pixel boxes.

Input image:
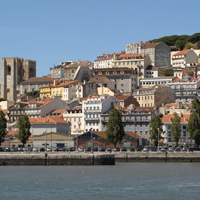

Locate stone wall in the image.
[0,153,115,165]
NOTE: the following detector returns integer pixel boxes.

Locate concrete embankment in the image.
[1,152,200,165]
[115,152,200,162]
[0,153,115,166]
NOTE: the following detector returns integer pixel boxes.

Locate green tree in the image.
[197,41,200,49]
[170,112,181,146]
[149,116,163,146]
[187,33,200,44]
[17,115,31,147]
[175,39,187,50]
[105,108,125,147]
[187,97,200,145]
[184,42,195,50]
[0,110,7,146]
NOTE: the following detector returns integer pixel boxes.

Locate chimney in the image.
[195,66,197,78]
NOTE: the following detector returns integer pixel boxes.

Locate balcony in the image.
[84,109,101,113]
[85,117,99,121]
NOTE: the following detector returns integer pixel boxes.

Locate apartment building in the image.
[101,106,155,142]
[140,76,174,88]
[94,53,120,69]
[162,113,193,146]
[166,76,200,104]
[82,95,119,132]
[112,53,151,85]
[92,68,137,94]
[40,80,80,100]
[133,85,175,107]
[145,65,158,78]
[8,97,67,122]
[141,42,170,67]
[172,49,198,69]
[20,76,55,95]
[125,41,150,54]
[63,106,84,135]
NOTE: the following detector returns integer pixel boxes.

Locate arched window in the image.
[7,65,11,75]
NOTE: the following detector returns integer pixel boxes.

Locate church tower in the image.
[1,57,36,102]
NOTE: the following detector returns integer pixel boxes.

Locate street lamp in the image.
[158,128,159,151]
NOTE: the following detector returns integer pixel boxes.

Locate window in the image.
[74,118,76,122]
[140,131,142,135]
[145,131,148,135]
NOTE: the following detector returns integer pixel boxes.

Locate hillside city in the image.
[1,38,200,151]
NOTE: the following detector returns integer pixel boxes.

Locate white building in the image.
[82,95,119,132]
[125,41,150,54]
[162,113,193,146]
[63,106,84,135]
[145,65,158,78]
[172,49,198,69]
[166,76,200,104]
[94,53,121,69]
[140,76,174,88]
[31,116,71,136]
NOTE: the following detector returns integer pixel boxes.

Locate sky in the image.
[0,0,199,77]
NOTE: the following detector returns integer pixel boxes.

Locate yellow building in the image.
[40,80,79,100]
[97,86,122,96]
[133,85,175,107]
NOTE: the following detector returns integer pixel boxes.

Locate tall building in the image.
[1,57,36,102]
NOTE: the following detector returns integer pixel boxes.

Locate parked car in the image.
[18,147,23,152]
[168,147,174,152]
[54,147,60,152]
[143,147,149,152]
[32,148,38,152]
[0,147,3,151]
[175,147,181,152]
[193,145,200,151]
[150,146,157,152]
[78,147,84,152]
[27,147,32,152]
[23,147,28,151]
[161,147,166,152]
[99,147,105,152]
[70,147,75,151]
[188,147,193,152]
[47,147,52,152]
[93,147,99,152]
[86,147,91,152]
[122,147,127,152]
[10,147,16,152]
[182,147,187,152]
[5,147,10,152]
[40,148,45,152]
[130,147,135,152]
[107,147,112,152]
[136,146,143,151]
[114,147,120,152]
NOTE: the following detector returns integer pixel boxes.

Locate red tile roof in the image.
[88,76,115,84]
[165,103,178,108]
[182,69,194,77]
[142,42,160,48]
[162,114,190,124]
[114,95,130,101]
[7,131,19,136]
[31,116,69,124]
[173,49,190,56]
[117,53,146,60]
[146,65,158,70]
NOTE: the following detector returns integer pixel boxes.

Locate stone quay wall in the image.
[115,152,200,162]
[0,153,115,166]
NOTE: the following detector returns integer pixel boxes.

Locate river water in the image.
[0,163,200,200]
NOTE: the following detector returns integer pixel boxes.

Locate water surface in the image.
[0,163,200,200]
